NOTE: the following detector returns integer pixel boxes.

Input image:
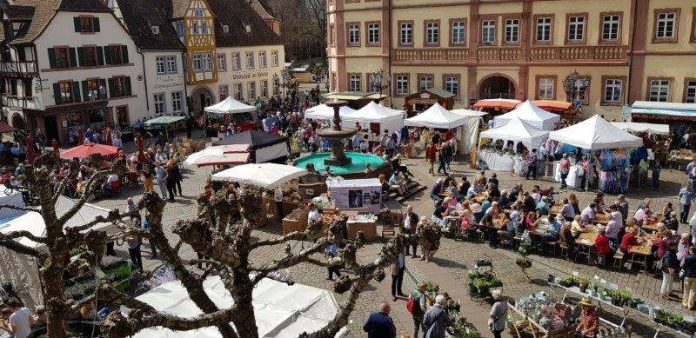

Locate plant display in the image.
[417,218,442,251]
[447,317,481,338]
[655,310,696,335]
[516,292,573,332]
[467,256,503,298]
[516,240,533,281]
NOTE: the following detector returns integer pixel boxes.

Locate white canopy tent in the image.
[403,103,468,129]
[130,276,341,338]
[549,115,644,150]
[480,117,549,150]
[184,145,250,167]
[343,101,405,132]
[610,122,670,136]
[493,100,560,130]
[305,104,356,120]
[204,97,256,114]
[211,163,307,189]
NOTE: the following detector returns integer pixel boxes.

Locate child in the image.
[652,162,661,191]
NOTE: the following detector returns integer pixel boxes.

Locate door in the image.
[44,116,59,144]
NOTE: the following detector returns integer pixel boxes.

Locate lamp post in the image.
[563,70,590,113]
[370,69,391,104]
[272,73,280,96]
[281,69,290,98]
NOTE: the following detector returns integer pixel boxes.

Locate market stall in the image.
[478,117,549,172]
[304,104,356,129]
[325,178,382,241]
[342,101,405,136]
[203,97,258,135]
[204,96,256,115]
[451,109,488,154]
[610,122,670,136]
[211,163,307,189]
[403,103,467,129]
[472,98,521,111]
[549,115,643,193]
[213,130,289,163]
[129,275,342,338]
[493,100,560,130]
[183,144,250,168]
[59,142,119,160]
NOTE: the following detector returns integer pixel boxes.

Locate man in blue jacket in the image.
[363,302,396,338]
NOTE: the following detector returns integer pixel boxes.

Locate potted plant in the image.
[578,278,589,293]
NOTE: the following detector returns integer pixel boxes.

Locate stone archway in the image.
[478,74,516,99]
[190,86,215,114]
[11,113,26,129]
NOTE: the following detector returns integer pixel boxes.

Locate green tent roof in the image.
[144,116,186,127]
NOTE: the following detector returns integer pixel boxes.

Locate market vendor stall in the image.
[493,100,560,130]
[326,178,382,214]
[213,130,289,163]
[479,117,549,172]
[403,103,467,129]
[211,163,307,189]
[183,144,250,167]
[60,142,119,160]
[472,98,521,111]
[204,96,256,114]
[342,101,404,135]
[549,115,643,194]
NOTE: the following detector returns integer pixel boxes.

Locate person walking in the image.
[679,184,693,225]
[165,161,177,202]
[390,251,405,301]
[172,161,184,197]
[154,162,167,198]
[409,282,428,338]
[362,302,396,338]
[425,141,436,175]
[525,149,538,180]
[489,289,507,338]
[403,205,419,257]
[326,241,341,280]
[559,153,571,188]
[660,245,678,299]
[423,295,450,338]
[682,246,696,309]
[436,142,448,175]
[126,220,143,272]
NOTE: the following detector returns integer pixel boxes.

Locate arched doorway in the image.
[478,75,516,99]
[190,86,214,114]
[11,113,26,129]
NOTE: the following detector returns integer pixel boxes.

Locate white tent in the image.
[493,100,560,130]
[343,101,405,133]
[480,117,549,150]
[211,163,307,189]
[403,103,468,129]
[549,115,644,150]
[204,97,256,114]
[0,184,26,219]
[610,122,670,136]
[184,145,250,167]
[130,275,340,338]
[304,104,356,121]
[0,196,116,309]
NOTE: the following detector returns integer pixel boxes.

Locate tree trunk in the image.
[229,273,258,338]
[43,261,67,338]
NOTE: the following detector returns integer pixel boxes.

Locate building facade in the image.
[327,0,696,119]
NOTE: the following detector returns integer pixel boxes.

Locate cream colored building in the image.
[327,0,696,120]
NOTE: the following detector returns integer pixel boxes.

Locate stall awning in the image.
[628,101,696,121]
[610,122,670,135]
[211,163,307,189]
[531,100,573,113]
[195,153,250,167]
[549,115,643,150]
[472,99,521,110]
[144,116,186,127]
[204,97,256,114]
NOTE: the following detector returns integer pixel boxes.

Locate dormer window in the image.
[222,25,229,33]
[151,26,160,34]
[74,16,100,33]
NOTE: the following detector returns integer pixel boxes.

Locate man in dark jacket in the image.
[403,205,420,257]
[363,302,396,338]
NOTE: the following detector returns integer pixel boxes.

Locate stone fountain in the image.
[318,99,355,166]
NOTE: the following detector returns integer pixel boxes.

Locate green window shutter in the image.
[121,45,129,64]
[124,77,132,96]
[82,80,89,101]
[72,81,81,102]
[103,46,112,65]
[96,46,104,65]
[108,78,115,97]
[73,17,81,32]
[52,83,61,104]
[69,48,77,67]
[93,17,100,32]
[99,79,107,99]
[77,47,85,67]
[47,48,56,68]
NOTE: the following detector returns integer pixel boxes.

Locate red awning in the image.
[196,152,250,167]
[0,122,15,134]
[60,143,119,159]
[473,99,521,110]
[531,100,572,112]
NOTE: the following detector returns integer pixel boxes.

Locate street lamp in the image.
[369,69,391,103]
[272,73,280,96]
[563,70,590,110]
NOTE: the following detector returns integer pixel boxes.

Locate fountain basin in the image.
[293,152,390,179]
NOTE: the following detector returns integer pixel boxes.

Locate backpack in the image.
[406,293,417,313]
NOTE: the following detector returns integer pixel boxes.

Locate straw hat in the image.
[579,297,594,307]
[682,233,690,239]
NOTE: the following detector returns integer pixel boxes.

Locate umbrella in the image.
[0,122,15,134]
[26,134,34,163]
[136,133,145,163]
[211,163,307,189]
[60,143,119,160]
[184,144,250,166]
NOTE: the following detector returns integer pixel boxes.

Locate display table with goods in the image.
[552,162,583,189]
[478,148,516,172]
[65,256,134,303]
[418,282,482,338]
[552,274,695,337]
[467,255,503,300]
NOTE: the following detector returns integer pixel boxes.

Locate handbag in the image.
[680,269,686,279]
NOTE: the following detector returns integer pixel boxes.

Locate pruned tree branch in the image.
[0,204,39,212]
[57,170,108,226]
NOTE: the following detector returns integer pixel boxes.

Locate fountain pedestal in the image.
[318,100,354,166]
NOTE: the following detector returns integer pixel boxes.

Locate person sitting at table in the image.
[460,209,473,231]
[539,214,562,253]
[523,192,537,213]
[480,197,493,217]
[458,176,471,199]
[560,198,575,222]
[531,186,542,203]
[446,179,459,200]
[618,225,644,256]
[465,183,478,199]
[482,202,502,248]
[594,192,606,211]
[536,196,550,215]
[508,184,523,202]
[525,210,541,230]
[308,202,321,225]
[488,173,499,187]
[651,224,671,260]
[558,221,575,261]
[474,171,487,187]
[443,173,456,189]
[637,198,651,212]
[570,215,589,238]
[432,198,449,226]
[594,227,612,267]
[488,183,501,201]
[498,211,516,240]
[430,178,444,203]
[662,202,678,231]
[498,190,512,209]
[471,202,483,223]
[605,213,621,248]
[633,206,651,225]
[609,204,624,231]
[569,193,581,216]
[580,203,597,225]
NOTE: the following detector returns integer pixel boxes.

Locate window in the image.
[217,53,227,72]
[248,81,256,99]
[193,53,203,72]
[261,80,268,98]
[601,13,621,42]
[271,50,279,67]
[602,78,624,105]
[219,85,229,101]
[347,23,360,46]
[234,83,243,100]
[246,52,255,69]
[450,20,466,46]
[537,77,555,99]
[418,74,433,91]
[203,53,213,71]
[348,73,361,92]
[444,75,459,97]
[172,91,183,112]
[153,93,166,114]
[685,80,696,103]
[425,20,440,46]
[194,8,204,17]
[174,21,184,37]
[535,16,553,43]
[367,73,381,93]
[74,16,99,33]
[165,56,177,73]
[156,57,166,74]
[110,76,130,98]
[366,22,380,46]
[395,74,409,96]
[84,78,105,100]
[57,81,74,104]
[232,52,242,70]
[504,18,520,44]
[79,46,99,67]
[655,10,678,41]
[259,51,267,68]
[106,45,128,65]
[567,15,586,43]
[481,20,496,45]
[50,47,71,69]
[156,56,177,75]
[399,21,413,46]
[648,79,671,102]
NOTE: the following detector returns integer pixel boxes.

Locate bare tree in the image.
[0,153,414,338]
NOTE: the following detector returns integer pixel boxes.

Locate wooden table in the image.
[550,205,562,215]
[642,214,664,232]
[594,212,609,224]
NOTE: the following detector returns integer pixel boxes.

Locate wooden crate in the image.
[347,221,377,241]
[282,218,305,234]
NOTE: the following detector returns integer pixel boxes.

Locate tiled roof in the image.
[58,0,111,13]
[170,0,190,19]
[207,0,282,47]
[117,0,184,51]
[9,0,60,45]
[248,0,275,21]
[1,4,34,20]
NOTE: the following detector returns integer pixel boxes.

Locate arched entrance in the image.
[190,86,214,114]
[11,113,26,129]
[478,75,516,99]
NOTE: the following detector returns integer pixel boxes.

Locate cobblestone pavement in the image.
[95,136,691,337]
